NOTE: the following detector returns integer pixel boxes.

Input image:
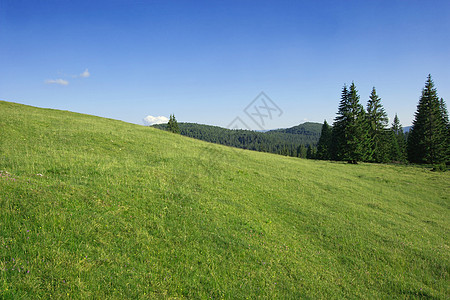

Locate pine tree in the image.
[390,114,407,161]
[331,85,350,161]
[366,87,389,162]
[332,83,370,163]
[386,129,401,162]
[167,115,173,132]
[391,114,403,135]
[306,144,313,159]
[408,75,449,164]
[297,144,307,158]
[167,114,180,134]
[439,98,450,161]
[316,120,332,160]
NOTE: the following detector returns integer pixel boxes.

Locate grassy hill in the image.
[1,100,449,299]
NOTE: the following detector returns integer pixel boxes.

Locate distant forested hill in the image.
[268,122,323,135]
[153,122,322,157]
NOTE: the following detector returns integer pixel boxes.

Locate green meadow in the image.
[0,101,449,299]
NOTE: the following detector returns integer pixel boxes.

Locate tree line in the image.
[157,75,448,166]
[316,75,449,165]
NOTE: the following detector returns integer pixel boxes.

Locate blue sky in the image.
[1,0,449,129]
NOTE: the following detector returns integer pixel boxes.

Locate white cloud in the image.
[45,79,69,86]
[143,115,169,126]
[79,69,90,78]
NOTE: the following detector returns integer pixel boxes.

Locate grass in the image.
[0,100,449,299]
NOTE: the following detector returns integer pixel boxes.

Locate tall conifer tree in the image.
[390,114,407,161]
[366,87,389,162]
[408,75,449,164]
[331,85,350,161]
[439,98,450,161]
[316,120,332,160]
[332,83,370,163]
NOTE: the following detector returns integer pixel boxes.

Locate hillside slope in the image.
[1,101,449,299]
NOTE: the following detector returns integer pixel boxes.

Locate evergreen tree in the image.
[366,87,389,162]
[309,146,317,159]
[391,114,403,135]
[332,83,370,163]
[407,75,449,164]
[390,114,407,161]
[439,98,450,161]
[306,144,313,159]
[331,85,350,161]
[316,120,332,160]
[167,114,180,134]
[297,144,307,158]
[387,129,402,162]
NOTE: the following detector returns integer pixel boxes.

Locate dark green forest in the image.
[153,122,322,158]
[317,75,449,165]
[154,75,449,166]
